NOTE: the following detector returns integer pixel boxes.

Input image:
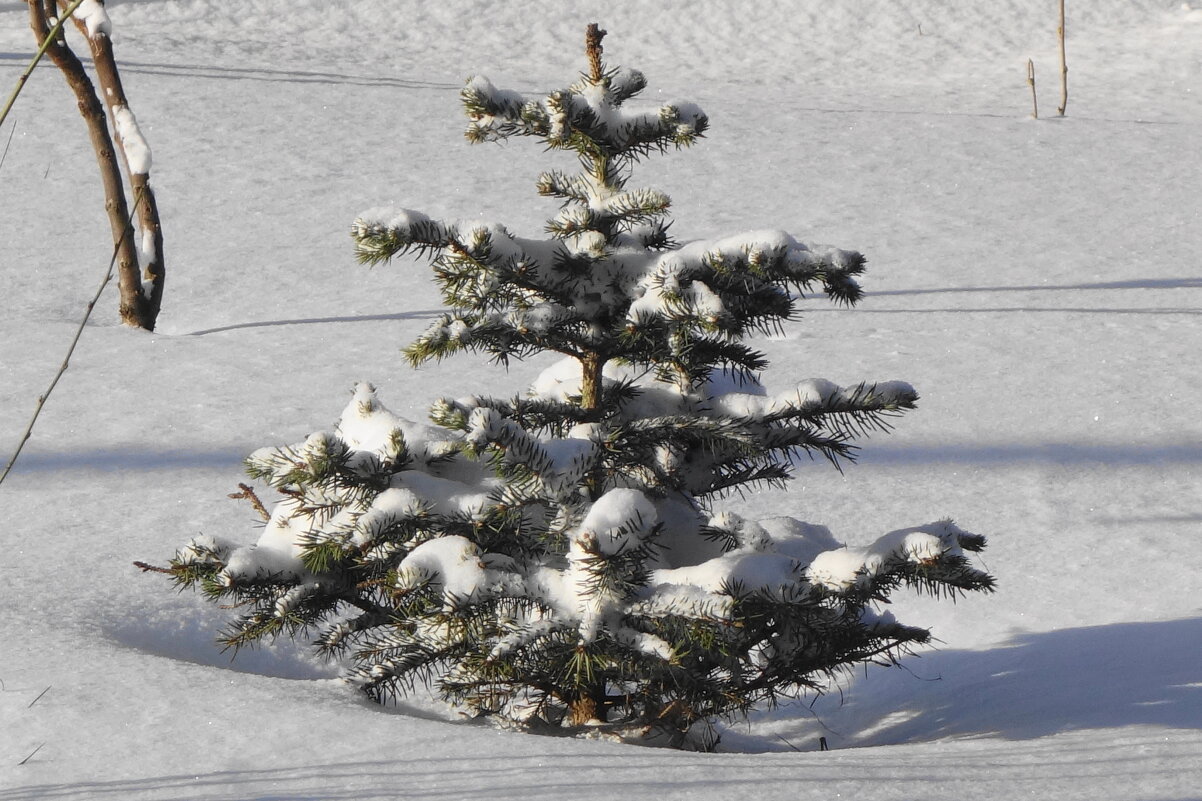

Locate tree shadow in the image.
[871,277,1202,297]
[104,59,463,91]
[9,446,249,474]
[857,440,1202,466]
[186,310,442,336]
[103,604,339,682]
[0,51,550,96]
[102,600,459,724]
[792,440,1202,471]
[739,617,1202,751]
[0,50,453,91]
[808,306,1202,316]
[0,753,784,801]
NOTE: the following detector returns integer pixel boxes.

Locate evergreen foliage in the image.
[167,27,993,748]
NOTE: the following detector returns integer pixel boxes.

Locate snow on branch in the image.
[112,106,151,174]
[169,28,996,745]
[76,0,111,39]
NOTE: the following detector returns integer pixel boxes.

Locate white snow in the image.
[138,226,156,267]
[576,487,658,554]
[2,0,1201,799]
[354,206,434,236]
[808,523,964,590]
[397,535,492,603]
[335,381,464,465]
[74,0,111,39]
[651,549,800,598]
[351,487,425,543]
[806,546,869,590]
[112,105,152,174]
[225,497,311,577]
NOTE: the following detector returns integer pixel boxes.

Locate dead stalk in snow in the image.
[0,190,145,488]
[18,743,46,766]
[1027,59,1039,118]
[27,686,51,709]
[1057,0,1068,116]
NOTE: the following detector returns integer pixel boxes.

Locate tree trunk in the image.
[568,692,607,727]
[579,352,604,414]
[585,23,607,83]
[29,2,157,329]
[66,2,164,325]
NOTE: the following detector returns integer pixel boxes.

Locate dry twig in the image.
[229,483,271,522]
[18,743,45,766]
[27,686,51,709]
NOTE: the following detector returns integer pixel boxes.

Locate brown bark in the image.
[577,26,612,416]
[568,692,607,726]
[65,1,164,325]
[29,2,157,329]
[585,23,606,83]
[579,352,604,414]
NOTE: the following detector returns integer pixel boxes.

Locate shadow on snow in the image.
[871,277,1202,296]
[736,617,1202,751]
[856,440,1202,466]
[186,310,443,336]
[9,446,249,474]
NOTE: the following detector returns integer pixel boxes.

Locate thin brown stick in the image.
[133,561,174,574]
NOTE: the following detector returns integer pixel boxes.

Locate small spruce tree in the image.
[163,26,993,748]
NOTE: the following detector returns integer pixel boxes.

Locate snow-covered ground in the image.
[2,1,1200,798]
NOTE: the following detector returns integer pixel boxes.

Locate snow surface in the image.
[2,0,1201,798]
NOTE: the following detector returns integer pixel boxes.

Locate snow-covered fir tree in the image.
[166,26,994,748]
